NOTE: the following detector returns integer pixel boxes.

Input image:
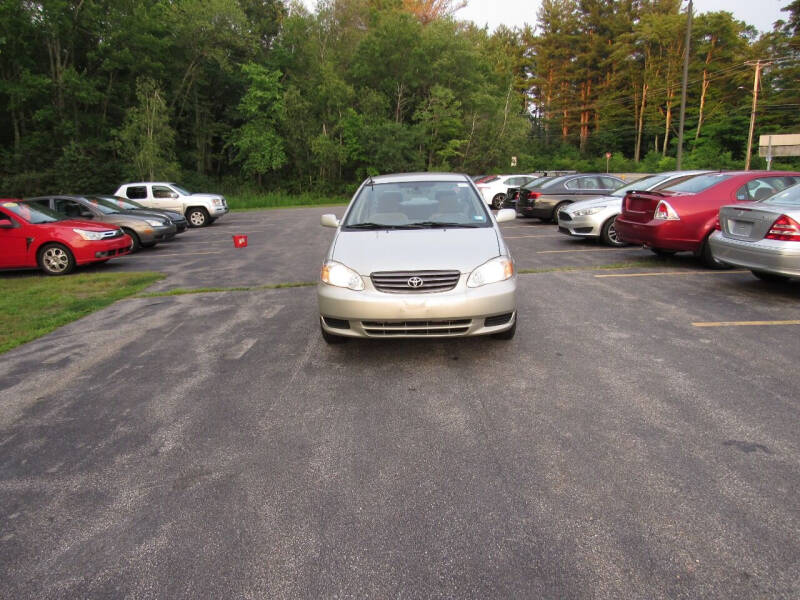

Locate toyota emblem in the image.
[407,276,424,288]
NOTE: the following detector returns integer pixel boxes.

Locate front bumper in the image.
[318,275,517,338]
[708,232,800,277]
[73,235,133,264]
[557,208,615,238]
[138,224,177,244]
[211,203,229,217]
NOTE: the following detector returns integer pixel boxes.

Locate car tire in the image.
[492,316,517,340]
[492,194,505,210]
[751,270,790,283]
[123,228,142,252]
[38,243,76,276]
[320,319,348,344]
[650,248,676,257]
[187,207,210,227]
[700,235,731,269]
[551,202,568,224]
[600,216,625,247]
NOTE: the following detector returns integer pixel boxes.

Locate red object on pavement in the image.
[233,234,248,248]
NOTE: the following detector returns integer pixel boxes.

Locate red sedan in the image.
[0,199,133,275]
[615,171,800,266]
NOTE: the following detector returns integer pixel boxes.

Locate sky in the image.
[458,0,790,34]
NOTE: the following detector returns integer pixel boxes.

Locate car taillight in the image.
[653,200,679,220]
[513,192,519,200]
[529,192,541,200]
[765,214,800,241]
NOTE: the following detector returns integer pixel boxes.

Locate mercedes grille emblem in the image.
[407,276,424,288]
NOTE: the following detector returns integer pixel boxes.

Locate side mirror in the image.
[80,211,94,219]
[320,214,340,228]
[495,208,516,223]
[0,218,14,229]
[169,192,179,199]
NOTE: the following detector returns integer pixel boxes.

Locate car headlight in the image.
[73,228,109,241]
[213,198,223,206]
[467,256,514,288]
[572,206,605,217]
[321,261,364,291]
[144,219,165,226]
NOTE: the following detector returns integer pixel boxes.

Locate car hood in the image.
[565,196,621,213]
[188,193,223,201]
[56,219,121,232]
[117,209,173,221]
[332,228,501,274]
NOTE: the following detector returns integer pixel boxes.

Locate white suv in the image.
[114,182,229,227]
[477,175,541,209]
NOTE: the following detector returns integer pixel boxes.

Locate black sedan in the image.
[504,173,624,223]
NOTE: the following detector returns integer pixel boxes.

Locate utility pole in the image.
[676,0,693,170]
[744,60,767,171]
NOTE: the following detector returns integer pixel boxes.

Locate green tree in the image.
[117,77,179,180]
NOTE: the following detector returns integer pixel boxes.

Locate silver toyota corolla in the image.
[558,170,710,246]
[317,173,518,342]
[709,182,800,282]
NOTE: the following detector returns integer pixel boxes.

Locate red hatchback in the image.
[0,199,133,275]
[615,171,800,266]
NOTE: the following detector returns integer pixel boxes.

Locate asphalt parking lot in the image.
[2,208,799,599]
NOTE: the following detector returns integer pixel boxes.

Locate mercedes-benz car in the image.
[317,173,518,343]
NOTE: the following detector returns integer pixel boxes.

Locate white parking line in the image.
[505,234,566,239]
[120,250,223,259]
[263,305,285,319]
[692,320,800,327]
[224,338,258,360]
[595,270,747,278]
[537,247,642,254]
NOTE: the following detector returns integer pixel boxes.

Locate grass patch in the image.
[136,281,316,298]
[226,192,349,210]
[0,271,164,354]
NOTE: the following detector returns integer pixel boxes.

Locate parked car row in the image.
[0,182,229,275]
[508,169,800,281]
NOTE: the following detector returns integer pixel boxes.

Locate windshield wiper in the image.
[406,221,481,228]
[346,222,401,229]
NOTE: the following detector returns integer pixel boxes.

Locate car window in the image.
[153,185,175,199]
[537,175,570,190]
[762,182,800,206]
[54,198,93,219]
[2,201,62,224]
[344,180,491,229]
[568,177,600,190]
[126,186,147,200]
[664,173,732,193]
[505,177,521,186]
[610,175,670,197]
[523,176,555,190]
[601,177,620,189]
[85,196,126,214]
[738,176,799,201]
[171,184,191,195]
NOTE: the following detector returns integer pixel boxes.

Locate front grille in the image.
[559,211,572,221]
[362,319,471,336]
[484,313,513,327]
[371,270,460,293]
[574,226,593,233]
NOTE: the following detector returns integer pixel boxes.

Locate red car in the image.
[0,199,133,275]
[615,171,800,266]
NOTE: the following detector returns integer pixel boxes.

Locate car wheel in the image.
[320,319,348,344]
[700,236,731,269]
[492,316,517,340]
[650,248,676,257]
[492,194,505,210]
[551,202,568,224]
[751,270,790,283]
[600,216,625,247]
[38,243,75,276]
[187,207,210,227]
[123,228,142,252]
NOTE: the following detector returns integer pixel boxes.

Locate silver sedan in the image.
[709,182,800,282]
[317,173,517,343]
[558,170,709,246]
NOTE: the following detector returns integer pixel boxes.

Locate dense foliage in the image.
[1,0,798,196]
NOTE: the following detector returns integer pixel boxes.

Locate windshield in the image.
[343,180,491,229]
[98,195,142,210]
[84,196,125,214]
[3,201,62,224]
[610,174,672,197]
[762,182,800,207]
[663,173,732,194]
[171,184,191,195]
